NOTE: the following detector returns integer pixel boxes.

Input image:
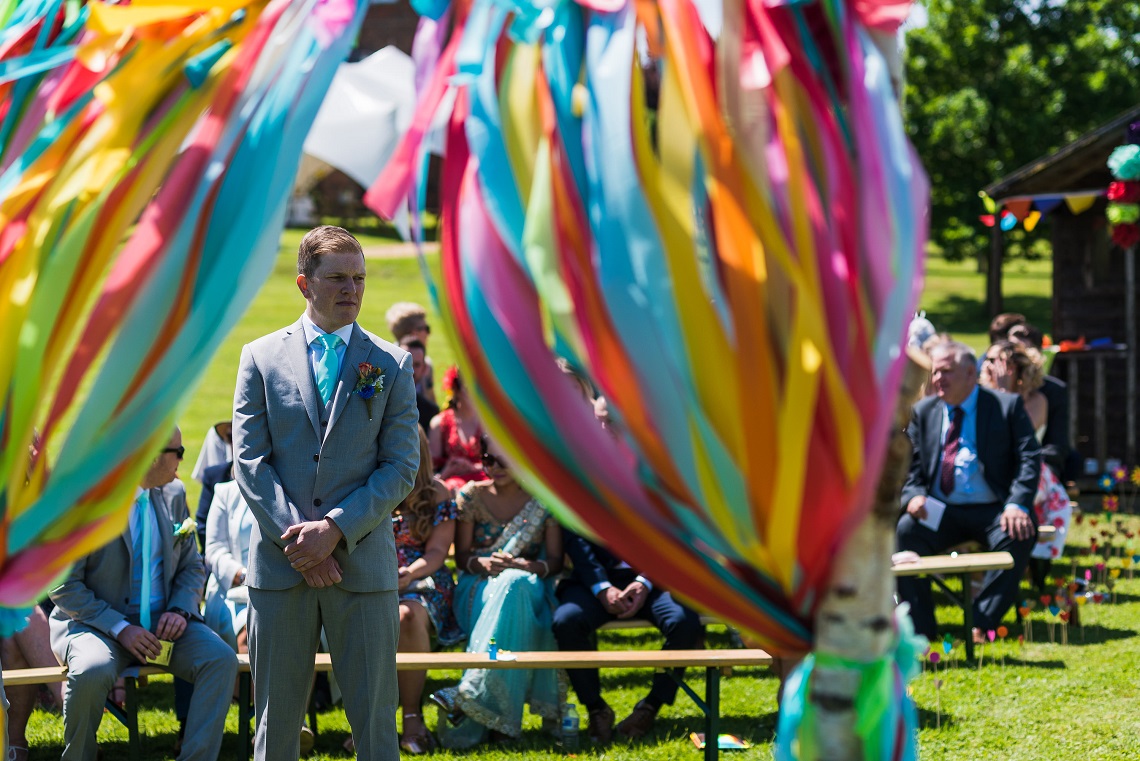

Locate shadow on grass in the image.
[925,293,1051,339]
[1017,622,1136,646]
[620,711,779,748]
[596,666,773,694]
[915,705,958,730]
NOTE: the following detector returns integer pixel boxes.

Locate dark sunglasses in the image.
[481,452,505,469]
[162,446,186,460]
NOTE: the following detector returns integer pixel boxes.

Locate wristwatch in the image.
[168,607,191,622]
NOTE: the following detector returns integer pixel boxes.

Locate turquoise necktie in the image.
[314,333,344,405]
[136,492,153,631]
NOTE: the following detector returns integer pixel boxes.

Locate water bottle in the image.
[561,703,580,752]
[488,637,498,661]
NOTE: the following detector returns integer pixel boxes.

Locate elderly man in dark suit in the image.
[49,429,237,761]
[897,341,1041,642]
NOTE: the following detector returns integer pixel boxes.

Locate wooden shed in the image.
[982,105,1140,471]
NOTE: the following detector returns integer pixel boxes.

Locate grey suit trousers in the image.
[54,622,237,761]
[248,584,399,761]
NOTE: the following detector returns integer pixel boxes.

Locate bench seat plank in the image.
[890,551,1014,577]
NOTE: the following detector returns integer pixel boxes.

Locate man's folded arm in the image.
[326,353,420,551]
[49,560,127,638]
[233,344,307,548]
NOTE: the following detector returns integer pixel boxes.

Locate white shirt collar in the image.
[301,313,354,348]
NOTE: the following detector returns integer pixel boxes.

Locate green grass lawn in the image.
[27,237,1123,759]
[23,515,1140,760]
[917,255,1052,353]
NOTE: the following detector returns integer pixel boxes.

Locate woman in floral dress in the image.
[392,430,464,753]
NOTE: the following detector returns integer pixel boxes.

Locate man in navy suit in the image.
[897,341,1041,642]
[552,531,701,744]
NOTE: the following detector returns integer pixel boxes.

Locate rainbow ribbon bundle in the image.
[372,0,924,654]
[0,0,366,634]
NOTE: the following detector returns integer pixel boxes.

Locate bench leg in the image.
[960,572,975,661]
[704,666,720,761]
[239,671,252,761]
[125,677,140,761]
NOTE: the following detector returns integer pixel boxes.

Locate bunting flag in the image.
[0,0,368,634]
[979,189,1104,231]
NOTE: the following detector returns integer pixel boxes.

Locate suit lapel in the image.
[285,320,323,441]
[325,324,373,439]
[151,487,176,594]
[974,388,993,464]
[924,401,943,484]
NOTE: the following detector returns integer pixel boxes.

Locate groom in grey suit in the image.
[234,225,419,760]
[50,428,237,760]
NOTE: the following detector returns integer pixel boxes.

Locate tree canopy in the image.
[904,0,1140,261]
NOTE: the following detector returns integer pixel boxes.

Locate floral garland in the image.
[1107,145,1140,248]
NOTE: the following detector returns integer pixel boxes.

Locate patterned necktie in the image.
[314,333,344,405]
[135,492,153,631]
[940,406,964,496]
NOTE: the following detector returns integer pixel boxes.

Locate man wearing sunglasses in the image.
[234,226,419,761]
[49,428,238,760]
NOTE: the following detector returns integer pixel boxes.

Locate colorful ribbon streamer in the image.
[0,0,367,634]
[372,0,927,656]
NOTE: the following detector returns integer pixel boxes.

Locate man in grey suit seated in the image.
[49,428,238,761]
[234,226,420,760]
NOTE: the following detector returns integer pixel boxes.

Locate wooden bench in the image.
[5,647,771,761]
[891,550,1014,659]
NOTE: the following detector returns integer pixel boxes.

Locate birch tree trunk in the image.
[806,350,928,759]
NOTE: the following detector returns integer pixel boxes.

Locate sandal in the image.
[400,712,436,754]
[8,746,29,761]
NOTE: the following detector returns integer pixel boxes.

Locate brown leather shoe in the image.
[588,704,615,744]
[615,700,659,739]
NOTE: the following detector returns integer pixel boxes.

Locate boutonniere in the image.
[354,362,386,420]
[172,518,197,544]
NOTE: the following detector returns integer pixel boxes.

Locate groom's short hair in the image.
[297,225,364,278]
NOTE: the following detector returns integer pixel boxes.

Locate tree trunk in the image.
[805,350,928,760]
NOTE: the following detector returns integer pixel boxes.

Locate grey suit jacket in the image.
[233,319,419,592]
[49,480,204,650]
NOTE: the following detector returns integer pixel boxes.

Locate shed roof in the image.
[982,104,1140,203]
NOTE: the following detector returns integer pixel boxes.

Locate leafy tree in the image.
[904,0,1140,263]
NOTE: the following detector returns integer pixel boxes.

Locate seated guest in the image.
[49,428,238,761]
[980,341,1071,583]
[189,421,232,484]
[203,478,253,653]
[429,368,486,493]
[387,301,436,404]
[1,605,63,761]
[196,460,233,553]
[553,532,701,743]
[400,337,441,435]
[392,429,464,754]
[435,437,563,748]
[897,342,1041,643]
[990,313,1072,479]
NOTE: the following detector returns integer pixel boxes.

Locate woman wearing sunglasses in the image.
[434,436,564,748]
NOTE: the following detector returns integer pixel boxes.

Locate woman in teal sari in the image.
[436,436,564,748]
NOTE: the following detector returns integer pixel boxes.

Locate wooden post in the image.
[1125,246,1136,466]
[986,223,1004,317]
[807,350,928,759]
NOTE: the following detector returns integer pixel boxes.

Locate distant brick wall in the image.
[306,2,423,222]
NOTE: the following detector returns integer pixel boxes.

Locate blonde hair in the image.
[394,428,444,544]
[989,341,1045,394]
[386,302,428,341]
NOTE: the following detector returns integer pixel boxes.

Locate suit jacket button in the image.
[314,499,322,507]
[313,454,320,462]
